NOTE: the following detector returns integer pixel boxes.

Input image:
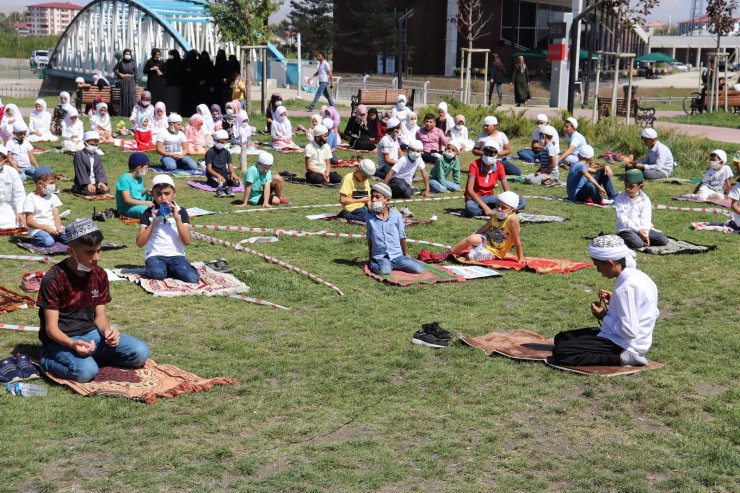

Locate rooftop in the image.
[26,2,83,10]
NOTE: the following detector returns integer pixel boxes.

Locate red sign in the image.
[547,44,567,61]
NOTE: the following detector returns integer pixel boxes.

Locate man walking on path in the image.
[306,53,335,111]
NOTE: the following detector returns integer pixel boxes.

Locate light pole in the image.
[396,9,414,89]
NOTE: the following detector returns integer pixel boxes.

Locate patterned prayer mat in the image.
[636,237,716,255]
[39,359,237,403]
[447,210,568,223]
[452,253,592,274]
[672,196,732,208]
[0,227,28,236]
[16,241,125,255]
[332,159,360,168]
[114,262,249,297]
[362,262,465,286]
[119,215,140,225]
[186,180,245,193]
[461,330,663,376]
[0,286,35,314]
[691,221,740,234]
[72,193,115,200]
[149,166,206,177]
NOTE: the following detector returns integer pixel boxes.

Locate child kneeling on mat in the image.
[366,183,426,275]
[550,235,658,367]
[37,218,150,382]
[135,174,200,283]
[448,191,523,262]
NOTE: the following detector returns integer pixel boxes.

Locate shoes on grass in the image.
[400,207,414,217]
[215,188,227,198]
[224,187,235,197]
[620,350,648,367]
[21,272,44,292]
[13,354,39,380]
[421,322,453,341]
[277,196,290,205]
[0,357,21,383]
[412,330,449,348]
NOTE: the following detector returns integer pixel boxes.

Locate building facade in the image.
[26,2,82,36]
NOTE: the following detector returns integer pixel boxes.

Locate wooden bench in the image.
[351,88,415,114]
[705,90,740,113]
[597,97,656,127]
[81,85,143,115]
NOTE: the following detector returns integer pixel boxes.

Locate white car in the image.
[670,62,688,72]
[29,50,50,70]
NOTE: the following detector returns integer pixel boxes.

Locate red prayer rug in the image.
[362,262,465,286]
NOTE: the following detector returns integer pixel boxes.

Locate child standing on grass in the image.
[686,149,734,200]
[237,151,289,207]
[365,183,426,275]
[37,218,149,382]
[23,166,65,247]
[615,169,668,249]
[135,174,200,283]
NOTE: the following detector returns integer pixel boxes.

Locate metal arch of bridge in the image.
[48,0,237,80]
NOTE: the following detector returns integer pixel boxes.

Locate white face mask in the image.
[407,151,421,161]
[710,160,723,170]
[443,151,455,161]
[85,144,98,153]
[369,200,384,212]
[42,183,57,195]
[71,250,93,273]
[408,119,417,126]
[397,102,406,110]
[482,155,496,165]
[495,209,509,220]
[226,108,234,116]
[141,100,150,107]
[455,124,464,130]
[138,168,147,178]
[214,142,227,150]
[123,55,132,61]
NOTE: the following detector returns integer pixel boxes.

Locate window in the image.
[501,0,572,49]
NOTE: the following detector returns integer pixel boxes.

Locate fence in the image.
[0,85,56,99]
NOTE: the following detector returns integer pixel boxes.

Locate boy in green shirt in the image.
[237,152,289,207]
[429,139,462,193]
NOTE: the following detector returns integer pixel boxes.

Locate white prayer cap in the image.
[321,117,334,130]
[386,117,401,130]
[539,125,557,137]
[213,129,229,141]
[12,122,28,133]
[75,77,85,83]
[482,140,501,153]
[641,128,658,139]
[0,145,7,157]
[497,191,519,210]
[710,149,727,163]
[579,145,595,159]
[257,151,274,166]
[167,113,183,123]
[371,182,392,199]
[565,116,578,129]
[152,174,175,189]
[397,94,407,102]
[589,235,636,269]
[447,139,462,151]
[483,116,498,125]
[83,130,100,141]
[535,113,548,123]
[408,139,423,151]
[358,159,376,177]
[313,124,328,137]
[65,217,99,242]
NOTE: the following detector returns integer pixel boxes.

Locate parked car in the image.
[29,50,50,70]
[670,62,688,72]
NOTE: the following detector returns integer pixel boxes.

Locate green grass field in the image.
[666,111,740,129]
[0,108,738,492]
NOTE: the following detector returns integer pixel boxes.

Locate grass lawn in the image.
[666,111,740,129]
[0,109,738,492]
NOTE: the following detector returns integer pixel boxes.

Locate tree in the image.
[287,0,333,57]
[206,0,280,113]
[452,0,492,103]
[340,0,397,73]
[705,0,738,110]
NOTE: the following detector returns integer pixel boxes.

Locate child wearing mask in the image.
[71,131,109,196]
[115,153,153,219]
[615,169,668,249]
[384,139,430,199]
[23,166,65,247]
[685,149,734,200]
[429,139,462,193]
[206,129,240,197]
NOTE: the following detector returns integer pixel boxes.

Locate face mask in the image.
[317,138,328,145]
[85,144,98,153]
[214,142,226,150]
[138,168,147,178]
[407,151,420,161]
[240,121,249,127]
[42,183,57,195]
[455,124,464,130]
[71,250,92,273]
[124,55,132,61]
[275,101,282,107]
[141,100,150,107]
[444,151,455,161]
[369,200,384,212]
[226,108,234,116]
[495,210,509,220]
[482,155,496,165]
[397,102,406,110]
[710,160,723,170]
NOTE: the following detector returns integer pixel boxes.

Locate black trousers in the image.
[306,171,342,184]
[389,177,413,199]
[207,176,239,188]
[550,328,622,366]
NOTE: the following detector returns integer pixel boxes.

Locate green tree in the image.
[287,0,334,57]
[339,0,397,73]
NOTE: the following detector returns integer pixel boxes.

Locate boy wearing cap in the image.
[550,235,658,367]
[338,159,376,222]
[238,151,288,207]
[384,139,431,199]
[557,117,588,168]
[322,117,340,165]
[465,141,524,217]
[206,129,240,197]
[155,113,198,171]
[472,116,520,176]
[366,183,426,275]
[376,118,402,179]
[624,128,674,179]
[429,140,462,193]
[23,167,65,247]
[565,145,616,205]
[135,174,200,283]
[687,149,734,200]
[517,113,557,163]
[524,125,560,185]
[305,124,341,185]
[0,145,26,228]
[37,217,149,382]
[71,131,109,196]
[116,153,153,219]
[416,113,448,164]
[615,169,668,249]
[6,122,38,180]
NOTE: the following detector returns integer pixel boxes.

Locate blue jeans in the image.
[573,170,617,203]
[338,207,370,222]
[370,255,426,275]
[30,229,67,247]
[160,155,198,171]
[145,255,200,283]
[465,194,526,216]
[308,81,335,109]
[429,179,461,193]
[517,148,537,163]
[41,329,150,382]
[500,158,521,176]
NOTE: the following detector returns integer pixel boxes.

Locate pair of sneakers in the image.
[216,187,235,198]
[0,354,40,383]
[412,322,453,349]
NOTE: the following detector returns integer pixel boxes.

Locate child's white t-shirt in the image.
[7,139,33,168]
[155,130,187,155]
[729,183,740,224]
[23,191,62,236]
[701,165,734,192]
[391,156,424,186]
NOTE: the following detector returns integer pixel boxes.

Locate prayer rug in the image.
[279,172,341,188]
[186,180,245,193]
[362,262,465,286]
[72,193,115,200]
[336,144,374,153]
[119,215,141,225]
[446,210,568,223]
[452,253,592,274]
[691,221,739,234]
[31,147,49,154]
[112,138,138,151]
[114,262,249,297]
[636,237,716,255]
[0,285,35,314]
[39,359,237,403]
[269,145,303,153]
[16,241,125,255]
[443,264,501,280]
[461,330,664,376]
[332,159,360,168]
[149,166,206,177]
[312,212,433,227]
[0,227,28,236]
[672,196,732,208]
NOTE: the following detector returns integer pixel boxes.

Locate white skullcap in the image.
[358,159,376,177]
[447,139,462,151]
[579,145,595,159]
[482,140,501,153]
[167,113,183,123]
[397,94,407,102]
[213,129,229,141]
[65,218,99,242]
[641,128,658,139]
[539,125,557,137]
[83,130,100,141]
[589,235,636,269]
[12,122,28,133]
[710,149,727,163]
[75,77,85,83]
[0,145,7,156]
[386,117,401,130]
[536,113,548,122]
[566,116,578,129]
[313,124,328,137]
[497,191,519,210]
[371,182,392,199]
[321,117,334,130]
[483,116,498,125]
[257,151,274,166]
[408,139,423,151]
[151,174,175,189]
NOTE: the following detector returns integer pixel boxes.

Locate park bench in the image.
[597,97,656,127]
[351,88,415,114]
[705,89,740,113]
[81,85,143,115]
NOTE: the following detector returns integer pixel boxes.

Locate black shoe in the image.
[92,207,106,222]
[412,331,448,348]
[215,188,227,198]
[422,322,453,341]
[224,187,235,197]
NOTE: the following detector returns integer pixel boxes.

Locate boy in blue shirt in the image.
[565,145,616,205]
